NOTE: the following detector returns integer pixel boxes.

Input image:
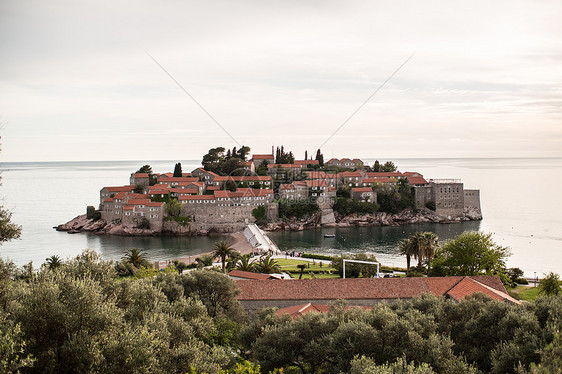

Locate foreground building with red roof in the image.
[235,276,518,313]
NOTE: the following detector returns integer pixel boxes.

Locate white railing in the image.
[429,179,461,184]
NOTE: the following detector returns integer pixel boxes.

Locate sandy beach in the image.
[156,232,254,269]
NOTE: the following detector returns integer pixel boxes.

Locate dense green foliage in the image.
[173,162,183,177]
[315,149,324,167]
[278,199,319,220]
[399,232,438,272]
[429,232,510,280]
[301,253,334,261]
[135,217,151,229]
[251,206,267,225]
[1,252,561,373]
[211,241,238,274]
[202,146,252,175]
[539,272,561,296]
[0,203,21,243]
[274,146,294,164]
[135,164,157,185]
[333,197,379,215]
[376,180,416,214]
[240,294,562,373]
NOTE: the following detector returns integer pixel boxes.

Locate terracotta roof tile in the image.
[236,276,516,303]
[178,195,216,201]
[352,187,373,192]
[252,154,275,159]
[407,176,428,185]
[268,164,302,169]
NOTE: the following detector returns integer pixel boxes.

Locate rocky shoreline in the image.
[55,207,482,237]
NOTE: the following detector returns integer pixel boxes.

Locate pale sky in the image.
[1,0,561,162]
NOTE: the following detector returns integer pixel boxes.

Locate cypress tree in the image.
[173,162,182,177]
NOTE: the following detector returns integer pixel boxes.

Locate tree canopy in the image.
[429,231,510,278]
[201,146,252,175]
[173,162,182,177]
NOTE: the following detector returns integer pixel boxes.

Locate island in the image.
[56,146,482,236]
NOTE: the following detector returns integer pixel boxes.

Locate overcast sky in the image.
[1,0,561,162]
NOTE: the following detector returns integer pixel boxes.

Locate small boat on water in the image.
[323,234,336,238]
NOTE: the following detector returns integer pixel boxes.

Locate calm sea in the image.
[0,158,560,276]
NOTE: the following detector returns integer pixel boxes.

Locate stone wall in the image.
[182,204,256,225]
[464,189,481,211]
[414,185,433,209]
[434,182,464,218]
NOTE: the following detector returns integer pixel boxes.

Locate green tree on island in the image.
[135,164,157,185]
[173,162,182,177]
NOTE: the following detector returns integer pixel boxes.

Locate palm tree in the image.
[45,255,62,270]
[408,232,439,272]
[122,248,149,268]
[255,254,281,274]
[235,254,256,272]
[211,241,235,273]
[420,232,438,271]
[398,239,416,271]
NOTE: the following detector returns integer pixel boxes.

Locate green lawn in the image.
[508,285,541,302]
[275,257,338,279]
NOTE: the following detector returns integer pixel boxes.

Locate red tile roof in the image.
[103,186,135,193]
[170,188,198,195]
[219,176,273,182]
[352,187,373,192]
[149,190,170,195]
[178,181,205,188]
[132,173,149,178]
[214,188,274,198]
[407,176,428,185]
[252,154,275,159]
[158,176,199,183]
[228,270,278,280]
[179,195,216,201]
[366,172,404,178]
[446,277,520,304]
[268,164,301,169]
[206,186,221,191]
[236,276,515,303]
[280,184,295,190]
[125,199,152,206]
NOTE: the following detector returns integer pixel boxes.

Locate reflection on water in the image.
[84,233,230,262]
[268,221,482,267]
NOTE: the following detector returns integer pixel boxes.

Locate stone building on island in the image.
[97,153,481,233]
